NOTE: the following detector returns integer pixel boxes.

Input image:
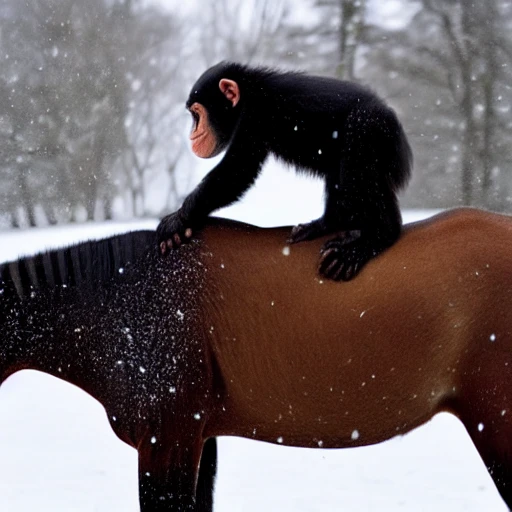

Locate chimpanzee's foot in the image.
[288,218,334,244]
[318,230,380,281]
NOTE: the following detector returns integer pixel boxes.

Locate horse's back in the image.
[198,210,512,447]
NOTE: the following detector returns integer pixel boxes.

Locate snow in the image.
[0,202,507,510]
[0,371,505,511]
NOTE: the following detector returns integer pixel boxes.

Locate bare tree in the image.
[118,7,190,216]
[360,0,512,210]
[0,0,193,225]
[195,0,286,66]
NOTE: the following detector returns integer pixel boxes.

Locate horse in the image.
[1,207,512,511]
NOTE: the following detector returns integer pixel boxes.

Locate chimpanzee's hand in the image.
[157,210,194,255]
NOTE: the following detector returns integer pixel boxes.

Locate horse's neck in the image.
[0,286,92,391]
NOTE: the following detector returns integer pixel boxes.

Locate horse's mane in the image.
[0,217,278,300]
[0,230,156,299]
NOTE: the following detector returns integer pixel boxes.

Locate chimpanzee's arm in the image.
[157,128,268,251]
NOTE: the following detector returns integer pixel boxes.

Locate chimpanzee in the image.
[157,62,412,281]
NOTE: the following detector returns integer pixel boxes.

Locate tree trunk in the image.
[18,165,37,227]
[337,0,365,80]
[10,211,20,229]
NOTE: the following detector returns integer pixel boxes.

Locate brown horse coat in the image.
[201,209,512,447]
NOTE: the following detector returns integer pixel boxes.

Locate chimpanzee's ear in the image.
[219,79,240,107]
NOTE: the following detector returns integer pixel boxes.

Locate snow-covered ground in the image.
[0,170,507,510]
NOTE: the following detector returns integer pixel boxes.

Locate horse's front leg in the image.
[138,431,205,511]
